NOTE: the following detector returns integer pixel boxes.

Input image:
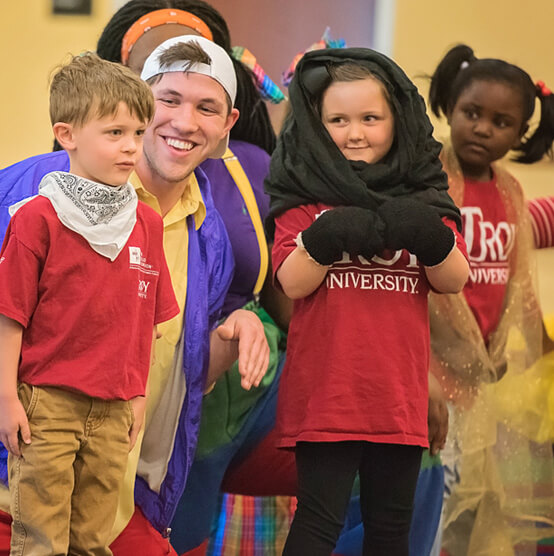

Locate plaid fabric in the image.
[231,46,286,104]
[208,494,295,556]
[208,452,445,556]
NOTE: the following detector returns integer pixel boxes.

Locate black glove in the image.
[301,206,386,265]
[378,198,455,266]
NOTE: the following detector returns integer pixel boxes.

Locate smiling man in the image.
[138,38,238,213]
[113,34,269,549]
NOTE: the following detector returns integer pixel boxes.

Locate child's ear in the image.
[512,123,529,150]
[52,122,76,151]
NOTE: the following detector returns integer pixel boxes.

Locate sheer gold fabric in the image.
[429,146,554,555]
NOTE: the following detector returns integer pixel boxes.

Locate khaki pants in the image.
[8,384,134,556]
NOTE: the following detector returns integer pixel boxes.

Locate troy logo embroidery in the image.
[462,207,513,286]
[462,207,515,262]
[129,246,159,275]
[138,280,150,299]
[328,250,421,294]
[129,246,141,265]
[129,246,159,299]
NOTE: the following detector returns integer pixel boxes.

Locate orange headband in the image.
[121,8,214,65]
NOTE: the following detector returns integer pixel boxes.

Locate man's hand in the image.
[215,309,269,390]
[0,395,31,457]
[128,395,146,451]
[428,373,448,455]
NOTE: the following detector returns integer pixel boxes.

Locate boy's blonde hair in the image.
[49,52,154,128]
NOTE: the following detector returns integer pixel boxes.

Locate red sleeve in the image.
[443,216,469,261]
[271,204,323,279]
[0,212,43,327]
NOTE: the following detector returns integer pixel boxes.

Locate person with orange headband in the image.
[120,8,214,65]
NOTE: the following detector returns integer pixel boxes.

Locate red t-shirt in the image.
[272,203,465,449]
[0,197,179,400]
[461,176,511,342]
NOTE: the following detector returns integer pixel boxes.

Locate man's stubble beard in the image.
[143,147,192,185]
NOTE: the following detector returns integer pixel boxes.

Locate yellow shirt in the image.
[110,171,206,539]
[131,172,205,420]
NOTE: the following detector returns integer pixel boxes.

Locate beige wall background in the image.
[0,0,552,313]
[0,0,113,166]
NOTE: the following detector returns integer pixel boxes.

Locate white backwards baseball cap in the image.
[141,35,237,158]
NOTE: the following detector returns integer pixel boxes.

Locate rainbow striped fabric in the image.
[281,27,346,88]
[231,47,286,104]
[528,196,554,248]
[538,537,554,555]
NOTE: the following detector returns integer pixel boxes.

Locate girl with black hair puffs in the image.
[427,44,554,556]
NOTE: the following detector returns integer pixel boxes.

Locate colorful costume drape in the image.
[430,146,554,555]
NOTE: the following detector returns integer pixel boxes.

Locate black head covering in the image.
[265,47,461,237]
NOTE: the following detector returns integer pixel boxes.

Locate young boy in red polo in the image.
[0,52,178,555]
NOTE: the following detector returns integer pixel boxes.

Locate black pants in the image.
[283,441,423,556]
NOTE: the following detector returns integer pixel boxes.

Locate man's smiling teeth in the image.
[166,138,194,151]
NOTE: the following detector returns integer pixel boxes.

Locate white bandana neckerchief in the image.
[9,171,138,261]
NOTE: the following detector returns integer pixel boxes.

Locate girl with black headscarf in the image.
[266,48,469,556]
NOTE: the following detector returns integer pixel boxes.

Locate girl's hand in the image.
[428,373,448,455]
[301,206,386,265]
[128,395,146,451]
[0,395,31,457]
[378,199,455,266]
